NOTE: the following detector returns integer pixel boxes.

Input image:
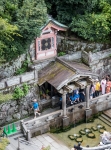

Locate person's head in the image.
[78,142,81,146]
[107,78,109,81]
[106,75,110,79]
[102,76,105,80]
[95,79,99,82]
[108,75,110,78]
[33,99,37,103]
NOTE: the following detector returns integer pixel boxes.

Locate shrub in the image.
[0,138,10,150]
[22,83,30,96]
[58,52,66,56]
[13,86,24,100]
[12,83,30,100]
[15,60,29,75]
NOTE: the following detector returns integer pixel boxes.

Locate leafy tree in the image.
[45,0,99,25]
[70,0,111,42]
[16,0,47,49]
[0,17,19,62]
[0,0,47,62]
[45,0,111,42]
[70,13,110,42]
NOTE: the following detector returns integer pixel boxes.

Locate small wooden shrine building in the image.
[35,16,68,61]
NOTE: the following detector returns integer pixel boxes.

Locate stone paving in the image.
[6,133,70,150]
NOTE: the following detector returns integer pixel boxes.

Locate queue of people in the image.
[90,75,111,99]
[59,89,85,109]
[59,74,111,109]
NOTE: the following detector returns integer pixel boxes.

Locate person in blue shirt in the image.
[32,99,41,119]
[70,90,80,104]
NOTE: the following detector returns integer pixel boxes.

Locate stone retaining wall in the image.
[0,53,28,80]
[81,49,111,78]
[57,35,111,54]
[0,70,38,92]
[57,35,111,78]
[0,86,39,126]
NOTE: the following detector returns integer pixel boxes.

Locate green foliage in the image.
[22,83,30,95]
[71,13,110,42]
[58,52,66,56]
[0,93,12,104]
[46,89,49,94]
[13,86,24,100]
[0,0,47,63]
[15,60,29,75]
[0,138,10,150]
[45,0,111,42]
[13,83,30,100]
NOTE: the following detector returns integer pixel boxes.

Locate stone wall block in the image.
[6,77,20,87]
[97,62,103,68]
[10,101,17,107]
[13,113,21,119]
[1,104,10,112]
[108,59,111,63]
[6,115,13,122]
[8,107,16,115]
[21,72,34,83]
[22,110,28,116]
[0,82,5,90]
[0,120,6,126]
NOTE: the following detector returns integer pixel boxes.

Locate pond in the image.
[51,119,111,149]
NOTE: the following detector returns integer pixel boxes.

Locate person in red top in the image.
[106,78,111,93]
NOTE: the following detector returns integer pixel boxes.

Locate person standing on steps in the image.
[95,79,100,97]
[32,99,41,119]
[101,76,106,95]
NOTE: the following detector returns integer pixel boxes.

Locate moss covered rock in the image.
[87,133,95,138]
[79,130,86,135]
[68,135,75,140]
[76,137,83,143]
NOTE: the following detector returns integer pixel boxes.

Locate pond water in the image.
[51,119,111,149]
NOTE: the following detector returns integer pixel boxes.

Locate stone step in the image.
[103,109,111,119]
[7,130,22,137]
[99,116,111,127]
[6,144,15,150]
[101,114,111,123]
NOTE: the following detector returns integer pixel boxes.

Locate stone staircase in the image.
[99,109,111,127]
[6,133,25,150]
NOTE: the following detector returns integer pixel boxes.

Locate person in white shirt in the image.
[101,76,106,95]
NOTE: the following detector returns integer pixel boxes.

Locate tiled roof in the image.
[40,16,68,30]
